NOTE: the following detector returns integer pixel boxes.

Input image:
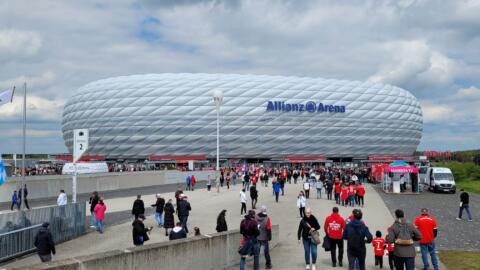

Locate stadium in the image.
[61,73,423,161]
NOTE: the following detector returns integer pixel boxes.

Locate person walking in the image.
[57,190,67,206]
[256,206,272,269]
[315,180,323,199]
[177,194,191,234]
[340,185,348,207]
[334,179,342,204]
[273,180,281,203]
[226,173,231,189]
[132,214,152,246]
[185,175,191,191]
[348,183,356,207]
[174,187,183,212]
[239,210,260,270]
[11,190,19,211]
[303,180,311,199]
[387,209,422,270]
[18,184,30,210]
[297,191,307,218]
[357,183,365,207]
[34,222,56,262]
[386,232,395,270]
[93,198,107,233]
[89,191,100,228]
[250,185,258,209]
[240,189,248,215]
[324,207,346,267]
[298,208,320,270]
[326,180,333,200]
[163,199,175,236]
[216,209,228,232]
[343,209,373,270]
[372,231,386,269]
[415,208,439,270]
[457,189,473,221]
[190,174,196,191]
[151,194,165,227]
[207,175,212,191]
[169,222,187,240]
[131,195,145,220]
[232,171,238,186]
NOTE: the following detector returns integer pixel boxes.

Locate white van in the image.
[426,167,456,193]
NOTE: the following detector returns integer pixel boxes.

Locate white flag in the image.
[0,88,14,107]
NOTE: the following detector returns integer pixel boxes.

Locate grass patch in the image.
[456,180,480,194]
[439,250,480,270]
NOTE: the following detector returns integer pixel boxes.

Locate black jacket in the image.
[163,203,175,229]
[216,211,228,232]
[169,227,187,240]
[297,215,320,240]
[151,198,165,213]
[461,192,469,205]
[250,186,258,199]
[34,227,56,255]
[132,219,149,245]
[131,199,145,215]
[177,200,191,217]
[89,196,99,212]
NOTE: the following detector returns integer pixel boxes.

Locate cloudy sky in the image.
[0,0,479,154]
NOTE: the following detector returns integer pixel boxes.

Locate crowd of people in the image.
[25,164,475,270]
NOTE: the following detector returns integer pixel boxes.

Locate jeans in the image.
[304,189,309,199]
[388,251,395,270]
[347,253,365,270]
[327,190,333,200]
[179,215,189,233]
[358,196,364,207]
[258,240,271,267]
[251,198,257,209]
[420,242,439,270]
[335,193,340,204]
[90,211,97,227]
[458,204,473,220]
[302,239,318,264]
[275,192,279,203]
[240,242,260,270]
[395,256,415,270]
[375,256,383,268]
[241,203,247,214]
[155,212,164,226]
[96,220,104,233]
[316,188,322,199]
[299,207,305,218]
[349,195,355,207]
[329,237,344,265]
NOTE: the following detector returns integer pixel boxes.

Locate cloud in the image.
[455,86,480,98]
[2,128,61,138]
[0,0,479,152]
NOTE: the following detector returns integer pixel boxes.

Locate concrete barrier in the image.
[0,170,216,203]
[12,225,280,270]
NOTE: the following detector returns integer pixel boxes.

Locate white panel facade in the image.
[62,73,423,158]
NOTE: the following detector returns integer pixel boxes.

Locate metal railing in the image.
[0,202,86,262]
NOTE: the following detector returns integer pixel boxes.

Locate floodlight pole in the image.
[213,90,223,184]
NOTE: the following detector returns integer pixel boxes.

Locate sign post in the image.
[73,129,89,203]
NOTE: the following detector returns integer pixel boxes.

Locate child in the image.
[372,230,386,268]
[340,185,348,206]
[385,232,395,270]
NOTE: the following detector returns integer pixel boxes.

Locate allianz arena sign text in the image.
[266,101,346,113]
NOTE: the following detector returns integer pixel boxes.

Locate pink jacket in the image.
[94,203,107,221]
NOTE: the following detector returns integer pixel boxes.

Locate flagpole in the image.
[21,82,26,211]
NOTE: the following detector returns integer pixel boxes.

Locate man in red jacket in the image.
[334,179,342,205]
[415,208,439,270]
[357,183,365,207]
[324,207,346,267]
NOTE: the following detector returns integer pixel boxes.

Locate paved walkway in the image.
[3,181,446,269]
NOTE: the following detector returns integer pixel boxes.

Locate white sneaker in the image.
[306,265,310,270]
[311,265,316,270]
[469,219,473,222]
[456,217,461,221]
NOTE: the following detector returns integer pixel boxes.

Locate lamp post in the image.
[213,90,223,183]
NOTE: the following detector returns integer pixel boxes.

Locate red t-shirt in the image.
[357,185,365,196]
[372,237,386,256]
[324,213,346,239]
[335,184,342,194]
[415,215,437,244]
[348,186,355,196]
[386,240,394,252]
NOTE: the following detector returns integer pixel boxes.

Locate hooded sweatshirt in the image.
[169,226,187,240]
[34,227,55,255]
[386,218,422,258]
[343,219,373,256]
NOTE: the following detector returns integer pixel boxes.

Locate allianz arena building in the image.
[62,73,423,161]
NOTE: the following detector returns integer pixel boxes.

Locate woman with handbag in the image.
[297,208,321,270]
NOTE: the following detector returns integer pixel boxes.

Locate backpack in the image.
[395,224,414,246]
[347,227,365,256]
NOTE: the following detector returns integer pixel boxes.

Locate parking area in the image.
[375,185,479,251]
